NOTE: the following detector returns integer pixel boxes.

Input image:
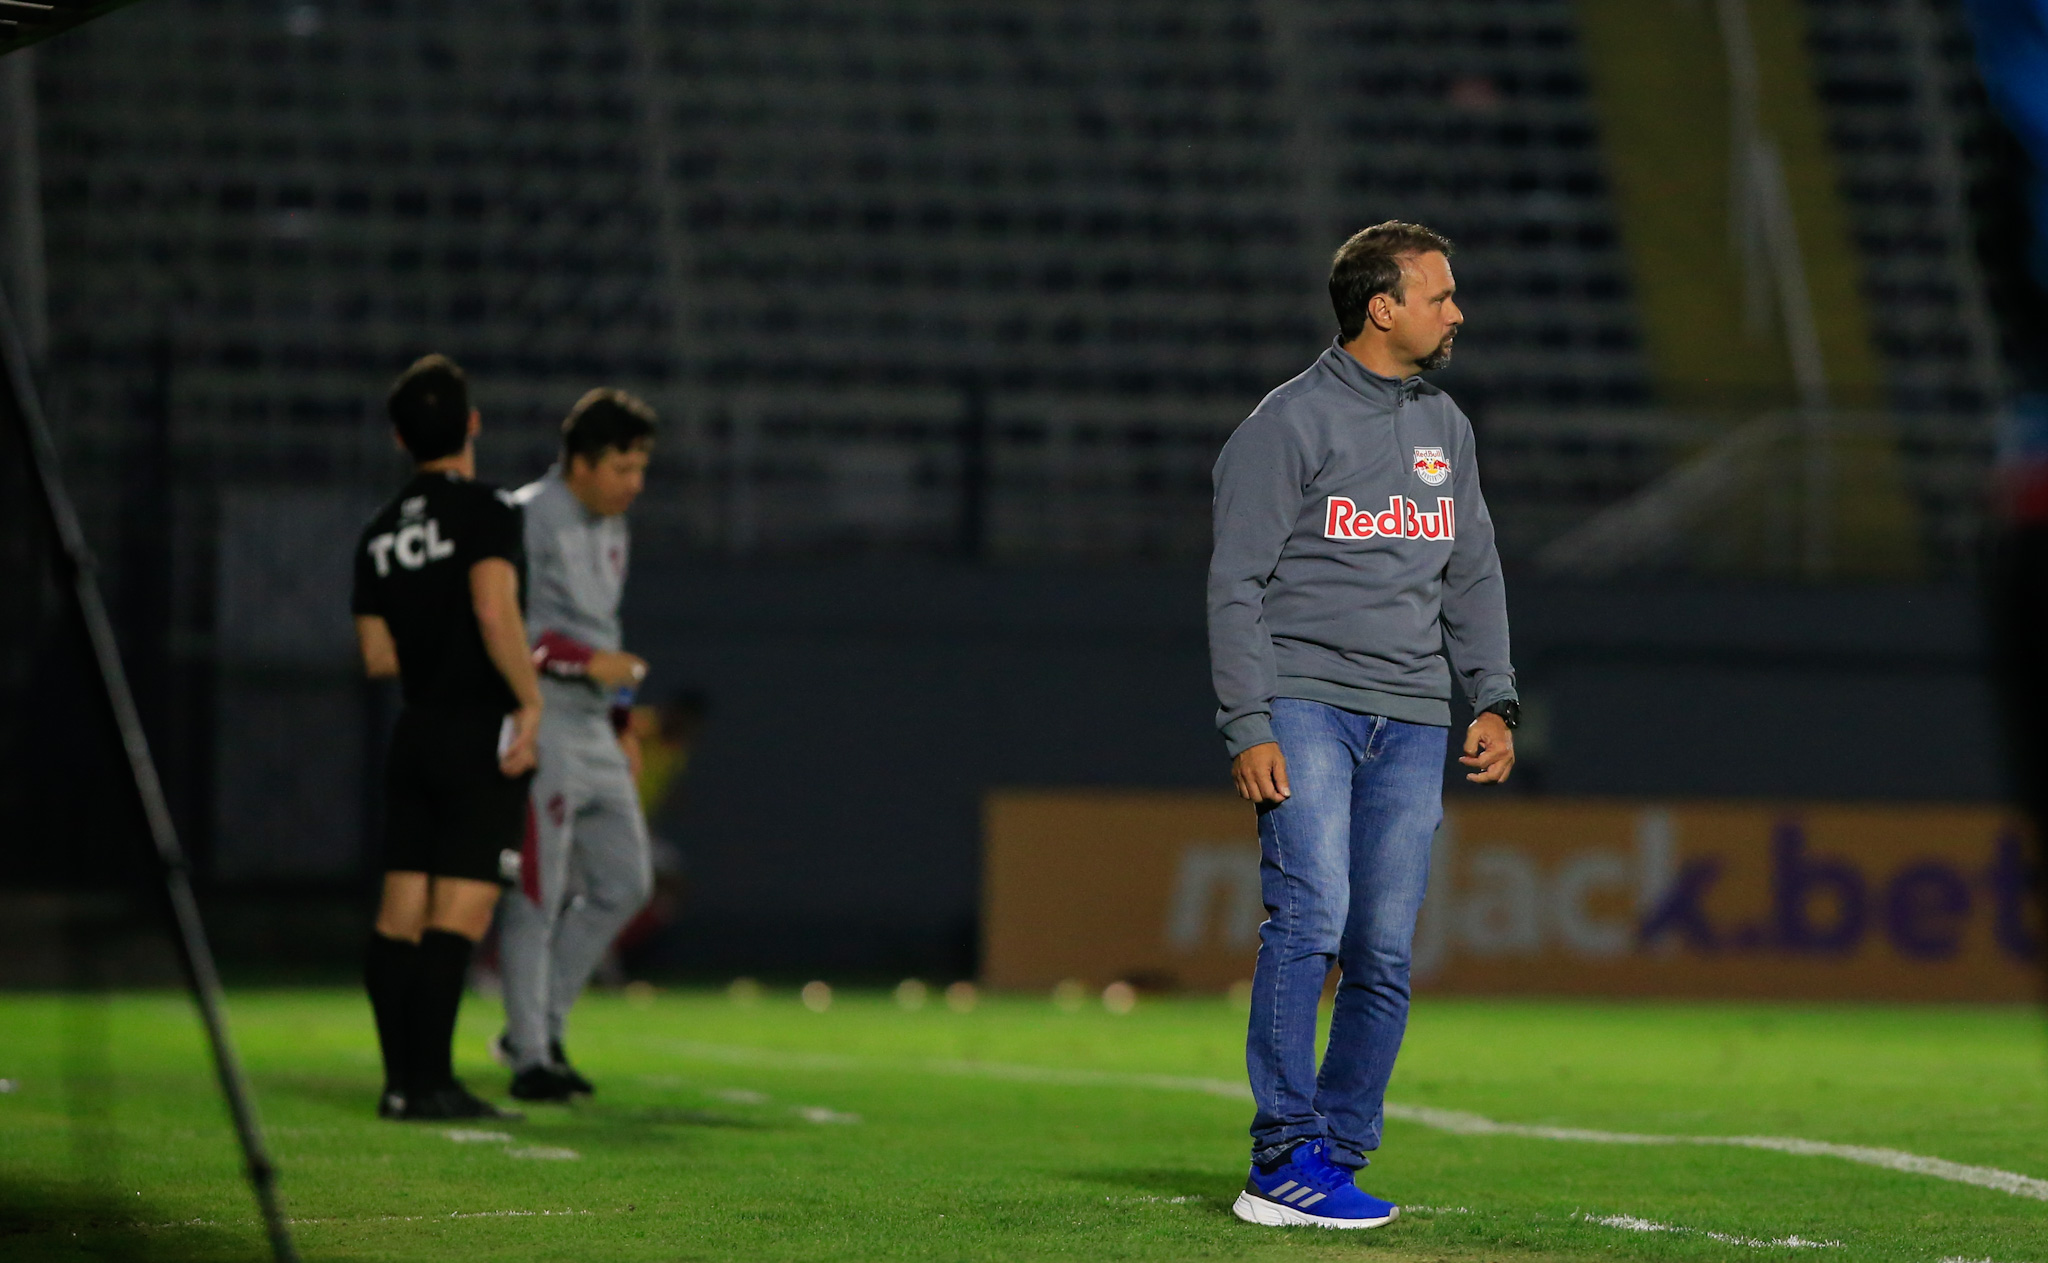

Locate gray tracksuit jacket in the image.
[512,466,631,722]
[1208,342,1517,756]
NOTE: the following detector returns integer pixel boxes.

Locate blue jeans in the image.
[1247,698,1446,1170]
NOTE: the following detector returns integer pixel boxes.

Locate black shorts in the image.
[382,706,531,884]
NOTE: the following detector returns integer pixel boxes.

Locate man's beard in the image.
[1417,334,1455,373]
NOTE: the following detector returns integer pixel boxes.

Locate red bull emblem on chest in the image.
[1413,446,1450,487]
[1324,495,1456,541]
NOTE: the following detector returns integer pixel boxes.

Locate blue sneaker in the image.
[1232,1138,1400,1229]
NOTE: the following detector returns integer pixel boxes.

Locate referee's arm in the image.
[472,558,544,776]
[354,615,399,678]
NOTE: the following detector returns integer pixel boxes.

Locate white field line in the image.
[148,1209,598,1229]
[713,1087,769,1105]
[1398,1103,2048,1202]
[666,1041,2048,1203]
[669,1041,1253,1100]
[1581,1212,1840,1249]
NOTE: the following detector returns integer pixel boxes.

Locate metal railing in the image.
[1523,409,1990,580]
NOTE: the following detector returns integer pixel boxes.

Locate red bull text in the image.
[1324,495,1456,541]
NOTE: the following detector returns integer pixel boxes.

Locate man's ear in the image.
[466,408,481,437]
[1368,292,1397,331]
[391,429,408,454]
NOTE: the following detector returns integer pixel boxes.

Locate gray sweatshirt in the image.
[512,465,631,718]
[1208,342,1516,756]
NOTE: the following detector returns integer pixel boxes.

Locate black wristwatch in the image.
[1479,699,1521,729]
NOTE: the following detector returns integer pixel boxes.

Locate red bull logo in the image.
[1413,446,1450,487]
[1324,495,1456,541]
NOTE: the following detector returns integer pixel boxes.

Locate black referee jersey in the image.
[351,470,526,712]
[353,470,530,883]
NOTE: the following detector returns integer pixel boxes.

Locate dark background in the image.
[0,0,2039,983]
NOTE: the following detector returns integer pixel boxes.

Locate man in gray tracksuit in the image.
[497,389,658,1102]
[1212,223,1518,1229]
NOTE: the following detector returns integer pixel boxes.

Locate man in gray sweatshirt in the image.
[496,389,658,1102]
[1210,222,1518,1229]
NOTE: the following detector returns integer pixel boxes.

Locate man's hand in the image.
[1231,742,1291,805]
[500,702,542,777]
[1461,711,1515,784]
[587,650,649,692]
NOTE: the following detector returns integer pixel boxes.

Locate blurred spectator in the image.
[1445,74,1504,113]
[602,692,710,980]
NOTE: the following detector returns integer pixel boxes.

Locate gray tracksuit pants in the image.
[499,706,652,1070]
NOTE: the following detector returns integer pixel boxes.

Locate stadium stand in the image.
[25,0,1646,565]
[0,0,2023,907]
[1497,0,2011,577]
[1806,0,2006,416]
[1802,0,2007,567]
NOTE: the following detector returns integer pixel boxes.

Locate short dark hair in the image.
[562,388,658,464]
[387,354,471,461]
[1329,221,1456,342]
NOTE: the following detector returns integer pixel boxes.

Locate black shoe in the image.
[549,1041,595,1096]
[404,1081,524,1121]
[509,1065,581,1103]
[377,1089,407,1120]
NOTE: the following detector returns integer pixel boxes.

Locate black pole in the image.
[119,330,175,785]
[0,283,299,1262]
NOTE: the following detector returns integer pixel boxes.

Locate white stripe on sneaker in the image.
[1233,1190,1398,1230]
[1269,1181,1297,1196]
[1297,1192,1327,1208]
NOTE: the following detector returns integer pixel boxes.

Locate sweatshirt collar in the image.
[1319,338,1439,405]
[544,462,604,524]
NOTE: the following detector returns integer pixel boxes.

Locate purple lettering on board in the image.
[1637,859,1721,951]
[1771,821,1866,952]
[1985,831,2042,962]
[1883,862,1970,959]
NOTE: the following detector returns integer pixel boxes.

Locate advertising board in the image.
[982,792,2040,1000]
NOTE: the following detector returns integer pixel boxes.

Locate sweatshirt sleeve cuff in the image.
[532,630,595,679]
[1219,712,1276,758]
[1471,674,1519,714]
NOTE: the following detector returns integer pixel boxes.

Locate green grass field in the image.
[2,987,2044,1261]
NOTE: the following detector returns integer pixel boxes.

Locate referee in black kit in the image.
[352,354,542,1121]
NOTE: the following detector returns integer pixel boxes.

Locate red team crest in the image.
[1412,446,1450,486]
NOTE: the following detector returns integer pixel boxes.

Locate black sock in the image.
[363,933,418,1097]
[408,929,476,1096]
